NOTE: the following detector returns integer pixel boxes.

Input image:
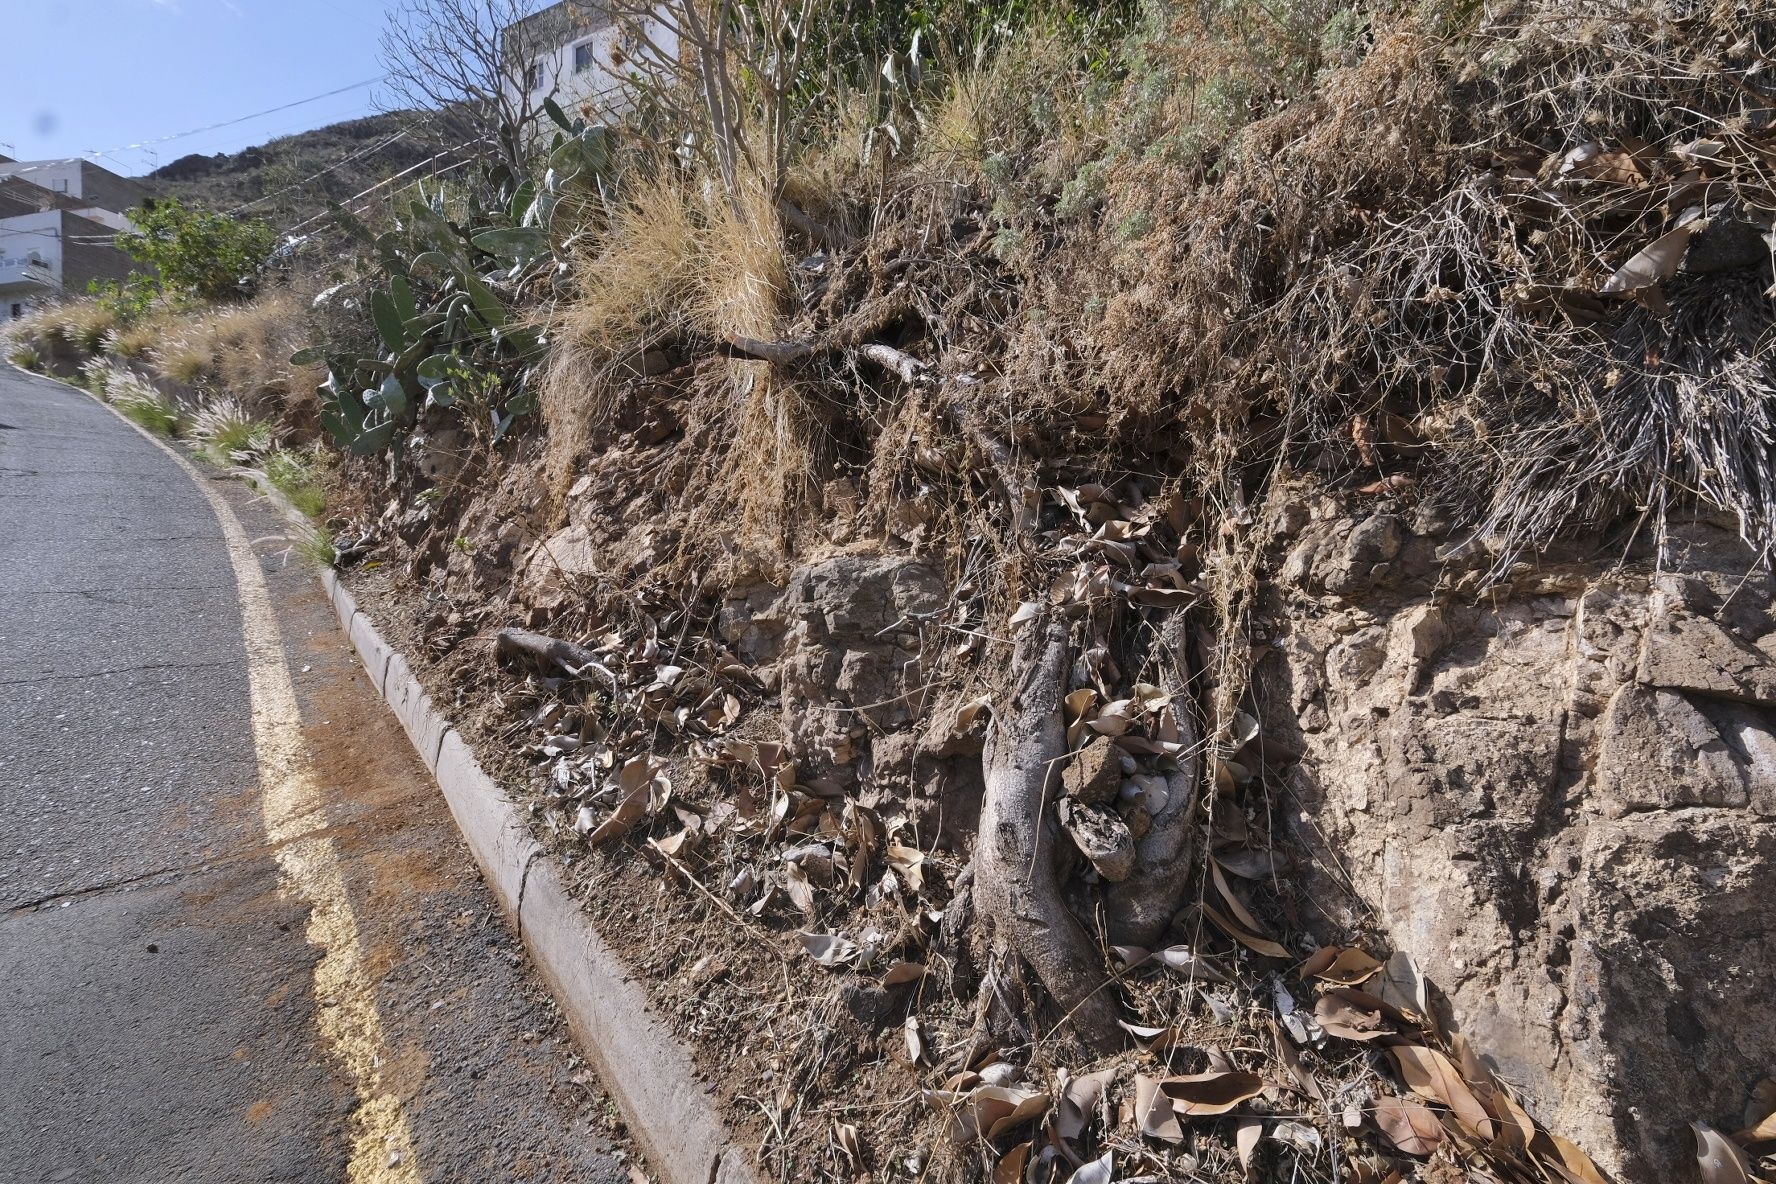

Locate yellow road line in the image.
[109,412,419,1182]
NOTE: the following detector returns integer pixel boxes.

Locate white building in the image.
[503,2,678,131]
[0,158,143,320]
[0,159,148,232]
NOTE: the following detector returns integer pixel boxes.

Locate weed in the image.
[990,225,1027,264]
[78,357,112,397]
[1114,209,1154,241]
[105,320,164,361]
[260,444,333,520]
[64,303,119,356]
[289,522,337,568]
[188,397,275,466]
[152,336,213,386]
[105,370,182,437]
[8,343,42,372]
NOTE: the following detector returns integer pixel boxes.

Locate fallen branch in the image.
[858,343,933,387]
[494,627,620,696]
[720,335,821,366]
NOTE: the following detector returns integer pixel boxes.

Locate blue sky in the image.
[7,0,397,177]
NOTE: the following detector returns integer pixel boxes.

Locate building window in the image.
[525,61,544,91]
[8,303,20,320]
[573,41,595,73]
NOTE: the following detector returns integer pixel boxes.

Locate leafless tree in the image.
[379,0,574,176]
[609,0,824,202]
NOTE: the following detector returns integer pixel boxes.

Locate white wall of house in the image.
[0,210,65,319]
[71,207,132,232]
[0,160,83,199]
[507,9,678,130]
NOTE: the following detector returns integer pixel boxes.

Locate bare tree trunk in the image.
[1101,614,1201,947]
[975,617,1121,1051]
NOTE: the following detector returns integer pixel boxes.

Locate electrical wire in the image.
[7,76,389,176]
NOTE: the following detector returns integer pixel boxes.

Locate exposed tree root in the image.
[975,616,1122,1051]
[1102,614,1202,947]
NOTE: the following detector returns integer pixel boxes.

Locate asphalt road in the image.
[0,366,630,1184]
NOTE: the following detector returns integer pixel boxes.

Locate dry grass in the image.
[540,164,794,511]
[147,290,322,423]
[105,317,168,361]
[8,301,114,364]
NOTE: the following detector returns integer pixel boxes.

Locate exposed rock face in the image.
[1269,508,1776,1182]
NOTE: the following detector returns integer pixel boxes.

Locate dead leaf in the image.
[587,784,651,844]
[1267,1017,1324,1102]
[1134,1074,1183,1142]
[1373,1096,1443,1157]
[1215,848,1292,880]
[1054,1068,1114,1141]
[1271,1120,1322,1153]
[1695,1124,1752,1184]
[1117,1020,1189,1053]
[905,1017,925,1063]
[1009,601,1042,627]
[1201,901,1291,959]
[982,1087,1051,1142]
[1210,861,1280,942]
[784,861,816,916]
[1309,947,1384,985]
[1538,1131,1612,1184]
[1739,1077,1776,1143]
[1153,944,1234,984]
[834,1122,861,1169]
[1071,1151,1114,1184]
[1373,950,1429,1020]
[1602,223,1699,294]
[1389,1045,1493,1140]
[799,931,858,966]
[881,960,926,987]
[1157,1071,1265,1117]
[1088,699,1135,736]
[1236,1118,1262,1179]
[886,843,926,892]
[993,1143,1030,1184]
[1314,992,1394,1042]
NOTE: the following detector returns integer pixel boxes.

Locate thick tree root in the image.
[1102,614,1202,947]
[975,618,1122,1051]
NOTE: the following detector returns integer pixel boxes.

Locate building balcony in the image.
[0,258,56,291]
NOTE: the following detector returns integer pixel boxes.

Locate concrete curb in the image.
[318,571,758,1184]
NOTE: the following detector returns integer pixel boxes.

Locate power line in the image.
[96,76,389,160]
[226,128,414,216]
[6,76,390,176]
[280,135,490,238]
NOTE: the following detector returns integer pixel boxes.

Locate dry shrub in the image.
[149,290,322,425]
[10,302,113,363]
[105,316,169,361]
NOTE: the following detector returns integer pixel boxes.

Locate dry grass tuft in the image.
[147,290,321,425]
[540,164,795,530]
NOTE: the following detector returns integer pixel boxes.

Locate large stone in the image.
[1272,519,1776,1183]
[747,553,946,777]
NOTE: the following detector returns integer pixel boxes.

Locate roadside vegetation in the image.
[7,0,1776,1179]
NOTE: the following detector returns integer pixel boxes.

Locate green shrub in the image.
[10,343,42,372]
[116,198,277,304]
